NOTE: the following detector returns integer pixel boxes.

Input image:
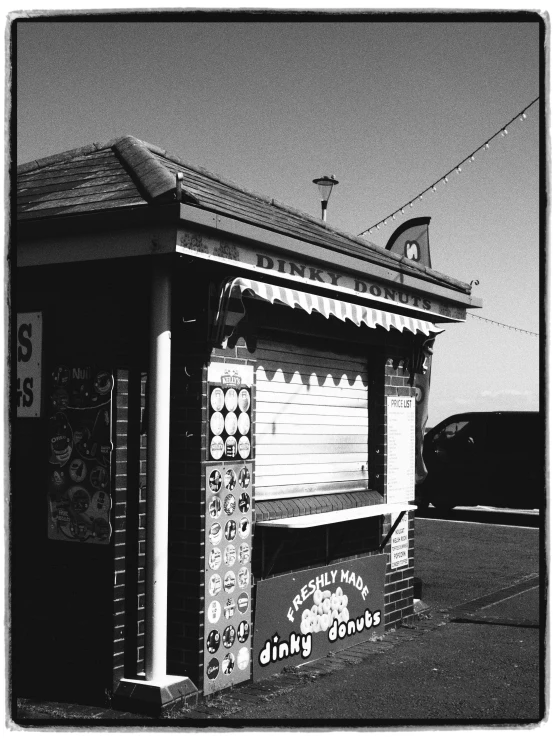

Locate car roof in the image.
[436,411,539,424]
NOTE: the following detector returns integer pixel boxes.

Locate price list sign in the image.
[203,460,253,696]
[386,396,415,505]
[207,363,253,462]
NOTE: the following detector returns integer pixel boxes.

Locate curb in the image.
[169,606,444,719]
[16,606,444,722]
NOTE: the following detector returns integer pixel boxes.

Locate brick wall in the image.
[381,349,417,629]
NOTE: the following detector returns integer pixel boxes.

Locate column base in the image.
[113,674,198,716]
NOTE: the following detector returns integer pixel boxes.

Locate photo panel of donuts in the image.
[47,365,113,544]
[203,461,253,696]
[207,362,253,463]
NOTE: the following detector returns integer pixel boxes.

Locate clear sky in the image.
[14,11,543,427]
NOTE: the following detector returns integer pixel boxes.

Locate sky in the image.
[13,10,543,427]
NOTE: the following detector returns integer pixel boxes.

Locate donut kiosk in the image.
[15,136,481,712]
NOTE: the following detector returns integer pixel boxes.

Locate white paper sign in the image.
[207,362,253,387]
[390,515,409,570]
[386,396,415,504]
[17,312,42,417]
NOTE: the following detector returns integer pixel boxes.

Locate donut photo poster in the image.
[47,365,114,544]
[202,461,254,696]
[207,362,253,463]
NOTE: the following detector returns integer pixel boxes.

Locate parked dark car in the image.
[415,411,543,511]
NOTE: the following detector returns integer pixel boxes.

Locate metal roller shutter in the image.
[255,338,369,499]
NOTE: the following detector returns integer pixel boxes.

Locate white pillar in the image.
[113,258,196,711]
[145,259,172,682]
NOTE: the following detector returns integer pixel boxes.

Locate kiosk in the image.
[15,136,481,711]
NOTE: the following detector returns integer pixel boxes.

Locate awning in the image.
[215,276,444,346]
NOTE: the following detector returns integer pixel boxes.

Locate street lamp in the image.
[313,175,339,222]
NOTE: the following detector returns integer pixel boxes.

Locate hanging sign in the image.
[253,555,386,681]
[46,365,113,544]
[390,515,409,570]
[17,312,42,417]
[203,460,254,696]
[207,362,253,462]
[386,396,416,504]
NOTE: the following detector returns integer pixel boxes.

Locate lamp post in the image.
[313,175,339,222]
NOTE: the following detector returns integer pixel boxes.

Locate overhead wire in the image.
[468,313,539,337]
[358,96,540,237]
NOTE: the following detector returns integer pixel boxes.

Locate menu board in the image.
[386,396,415,505]
[46,365,113,544]
[207,363,253,462]
[203,460,253,695]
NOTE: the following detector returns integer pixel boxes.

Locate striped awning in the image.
[215,277,444,346]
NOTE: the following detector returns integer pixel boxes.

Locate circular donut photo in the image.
[222,625,236,649]
[209,495,222,519]
[223,493,236,515]
[210,436,224,460]
[237,412,250,436]
[238,491,250,513]
[208,548,222,570]
[224,544,236,567]
[210,412,225,436]
[224,520,237,541]
[209,523,223,546]
[238,389,250,413]
[210,387,225,412]
[224,388,238,412]
[206,629,220,654]
[224,470,237,493]
[209,469,222,493]
[224,412,238,436]
[238,467,250,490]
[222,652,235,675]
[208,573,222,597]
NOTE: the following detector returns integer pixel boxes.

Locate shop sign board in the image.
[46,365,114,544]
[17,312,42,417]
[253,555,386,681]
[207,362,253,462]
[203,460,254,696]
[390,514,409,570]
[386,396,415,505]
[177,230,467,322]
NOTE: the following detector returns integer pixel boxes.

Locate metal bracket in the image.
[379,510,406,551]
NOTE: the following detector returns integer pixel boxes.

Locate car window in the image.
[432,420,469,445]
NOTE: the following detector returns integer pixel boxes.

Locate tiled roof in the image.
[17,136,470,293]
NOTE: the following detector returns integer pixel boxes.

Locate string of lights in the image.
[359,96,540,237]
[468,313,539,337]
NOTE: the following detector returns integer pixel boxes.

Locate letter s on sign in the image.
[18,323,32,362]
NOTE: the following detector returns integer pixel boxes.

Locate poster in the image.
[47,365,113,544]
[253,555,386,681]
[207,362,253,462]
[16,312,42,418]
[390,514,409,570]
[386,396,415,504]
[203,460,254,695]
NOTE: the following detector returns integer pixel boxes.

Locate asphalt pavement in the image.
[12,513,545,727]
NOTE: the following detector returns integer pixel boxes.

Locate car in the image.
[415,411,543,511]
